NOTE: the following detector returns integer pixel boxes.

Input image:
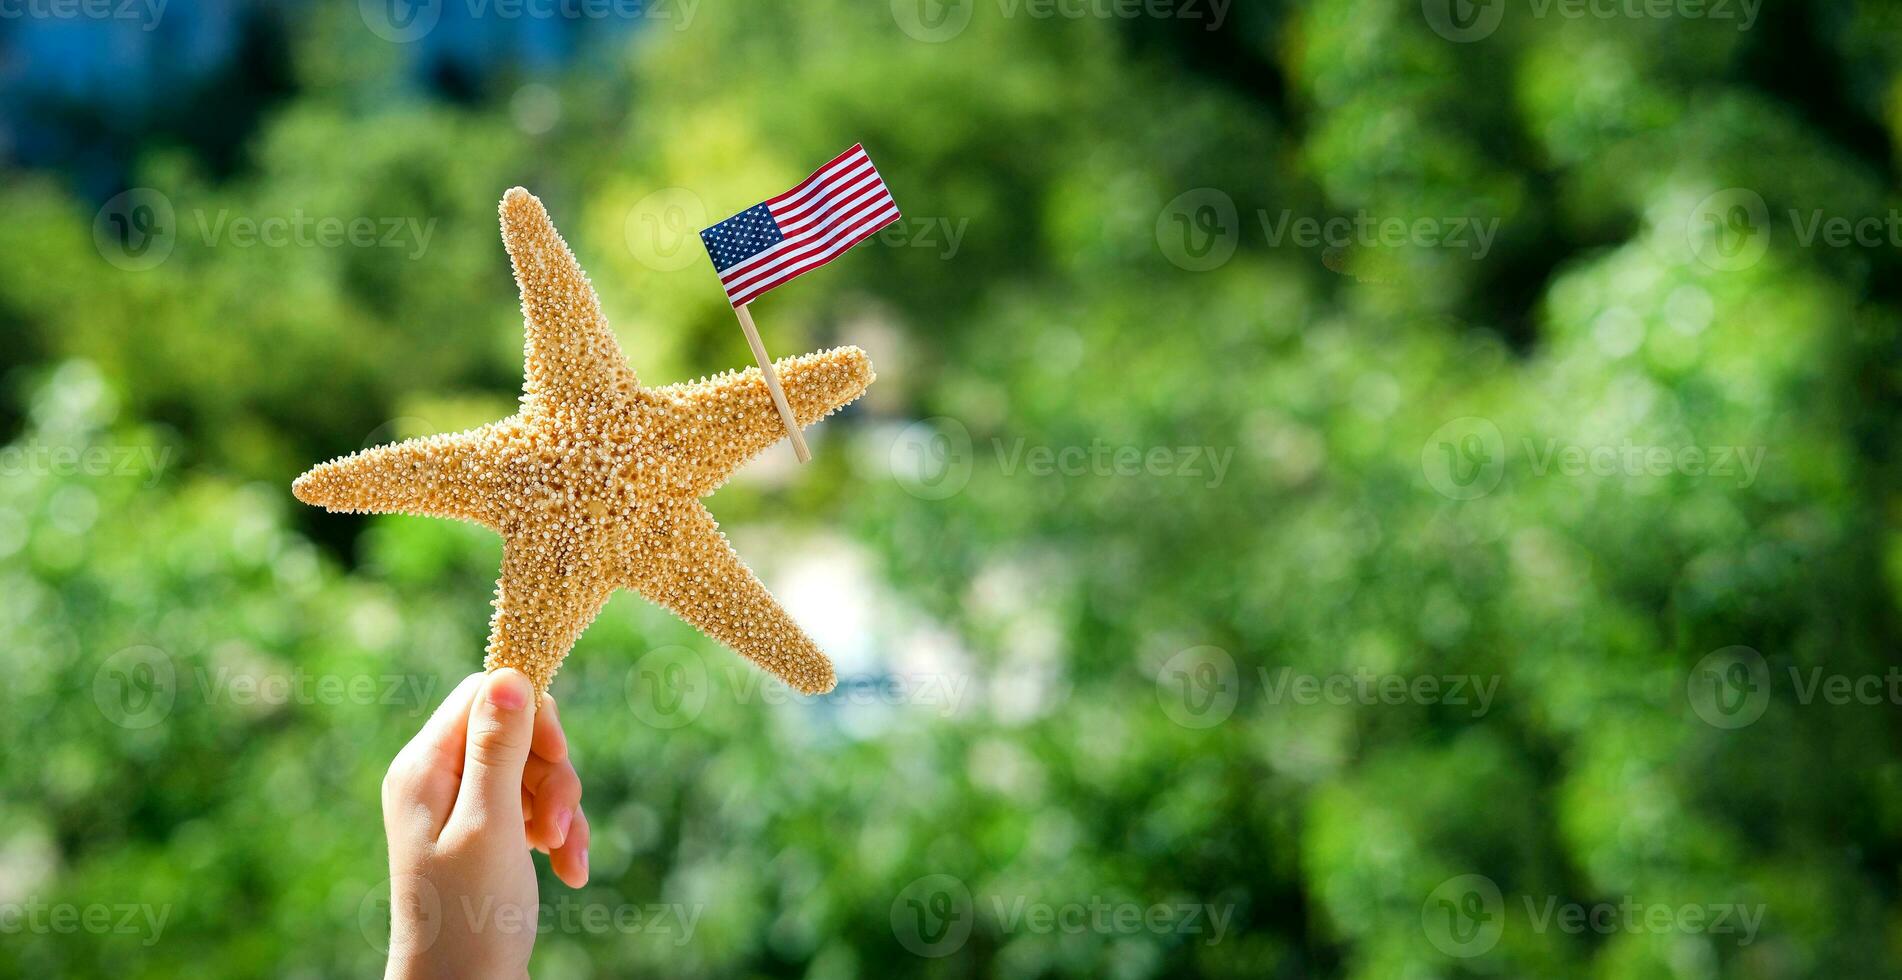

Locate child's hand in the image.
[379,669,591,979]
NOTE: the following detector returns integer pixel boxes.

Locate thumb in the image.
[445,668,536,837]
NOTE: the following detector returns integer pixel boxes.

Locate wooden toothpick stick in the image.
[734,303,810,463]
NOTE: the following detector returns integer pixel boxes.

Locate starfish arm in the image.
[647,345,875,494]
[622,501,837,694]
[484,532,617,696]
[291,425,514,527]
[499,187,637,411]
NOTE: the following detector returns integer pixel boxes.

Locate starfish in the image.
[292,187,873,697]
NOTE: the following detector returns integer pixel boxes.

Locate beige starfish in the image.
[292,187,873,697]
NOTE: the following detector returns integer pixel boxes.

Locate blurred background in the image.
[4,0,1902,976]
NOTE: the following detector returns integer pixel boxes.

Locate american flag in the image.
[700,144,901,307]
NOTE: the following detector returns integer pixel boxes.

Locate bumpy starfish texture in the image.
[292,187,873,697]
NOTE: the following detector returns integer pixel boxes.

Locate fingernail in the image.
[488,669,530,711]
[579,849,589,883]
[554,808,573,847]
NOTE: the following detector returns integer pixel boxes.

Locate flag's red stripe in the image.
[727,206,900,306]
[766,144,866,209]
[722,190,896,292]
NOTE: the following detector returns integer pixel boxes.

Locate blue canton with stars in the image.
[701,204,785,273]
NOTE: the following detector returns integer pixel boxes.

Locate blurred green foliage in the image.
[4,1,1902,977]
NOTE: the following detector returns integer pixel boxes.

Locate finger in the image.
[382,673,484,840]
[444,668,536,839]
[523,754,582,852]
[550,805,590,889]
[532,692,569,766]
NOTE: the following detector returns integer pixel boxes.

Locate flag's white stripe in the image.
[768,148,870,213]
[721,190,896,292]
[726,205,900,306]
